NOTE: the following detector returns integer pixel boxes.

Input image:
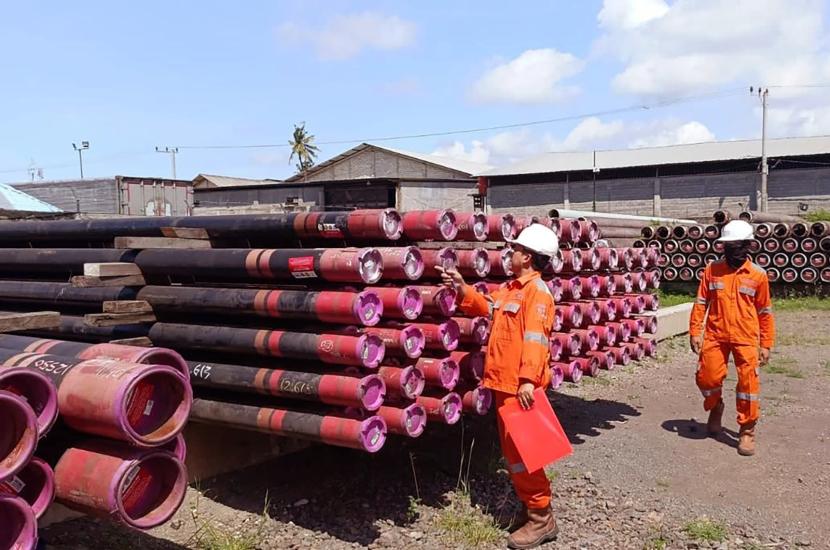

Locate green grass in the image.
[188,492,270,550]
[657,288,694,307]
[545,469,559,482]
[643,536,668,550]
[763,356,805,378]
[581,375,613,386]
[804,208,830,222]
[655,479,671,488]
[775,333,830,346]
[437,492,503,547]
[683,518,727,542]
[773,296,830,311]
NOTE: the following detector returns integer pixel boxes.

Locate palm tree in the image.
[288,122,320,179]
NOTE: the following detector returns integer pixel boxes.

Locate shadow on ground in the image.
[41,518,189,550]
[661,418,739,448]
[195,393,640,546]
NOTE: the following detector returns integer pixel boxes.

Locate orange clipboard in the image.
[498,388,573,473]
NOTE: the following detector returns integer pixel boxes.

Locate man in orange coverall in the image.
[438,223,559,549]
[689,219,775,456]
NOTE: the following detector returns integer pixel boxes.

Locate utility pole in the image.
[591,149,599,212]
[155,146,179,179]
[751,86,769,212]
[72,141,89,179]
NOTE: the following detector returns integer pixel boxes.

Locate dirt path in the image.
[41,309,829,549]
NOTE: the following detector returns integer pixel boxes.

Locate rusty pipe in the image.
[0,390,37,481]
[454,211,489,242]
[416,392,462,425]
[411,285,457,317]
[414,356,460,391]
[402,210,458,241]
[365,286,423,320]
[375,246,424,280]
[455,248,491,278]
[377,365,425,400]
[0,457,54,520]
[0,367,58,437]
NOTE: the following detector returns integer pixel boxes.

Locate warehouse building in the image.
[195,143,490,212]
[480,135,830,219]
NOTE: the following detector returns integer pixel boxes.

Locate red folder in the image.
[499,388,573,473]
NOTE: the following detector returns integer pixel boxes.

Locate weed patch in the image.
[436,492,503,547]
[683,518,727,542]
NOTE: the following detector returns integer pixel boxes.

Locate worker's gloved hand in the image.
[759,347,770,367]
[690,335,702,354]
[517,382,535,410]
[436,266,465,296]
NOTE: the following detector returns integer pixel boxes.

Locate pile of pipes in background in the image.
[640,210,830,285]
[0,208,657,548]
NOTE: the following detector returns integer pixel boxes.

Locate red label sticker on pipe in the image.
[289,256,317,279]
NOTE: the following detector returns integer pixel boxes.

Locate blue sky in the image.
[1,0,829,182]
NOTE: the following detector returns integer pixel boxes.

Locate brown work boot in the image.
[707,400,724,437]
[507,505,558,549]
[738,423,756,456]
[497,505,527,532]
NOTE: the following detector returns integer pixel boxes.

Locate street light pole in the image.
[155,146,179,179]
[72,141,89,179]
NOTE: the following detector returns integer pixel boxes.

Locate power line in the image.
[174,87,746,150]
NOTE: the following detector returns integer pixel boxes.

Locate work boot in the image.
[738,423,756,456]
[507,505,558,549]
[707,400,724,437]
[497,505,527,532]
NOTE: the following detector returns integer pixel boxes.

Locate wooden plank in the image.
[0,311,60,333]
[108,337,153,347]
[70,275,146,288]
[114,236,213,249]
[160,227,211,239]
[102,300,153,314]
[84,312,157,327]
[83,262,141,277]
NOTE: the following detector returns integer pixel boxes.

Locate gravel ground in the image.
[41,308,830,549]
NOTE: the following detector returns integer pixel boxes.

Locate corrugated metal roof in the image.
[283,143,492,182]
[480,135,830,177]
[0,183,61,212]
[193,174,281,188]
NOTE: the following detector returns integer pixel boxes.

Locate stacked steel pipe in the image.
[0,208,659,542]
[643,211,830,285]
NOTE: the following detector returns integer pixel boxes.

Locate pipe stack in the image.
[643,211,830,285]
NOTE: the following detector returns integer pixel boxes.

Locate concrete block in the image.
[654,302,693,341]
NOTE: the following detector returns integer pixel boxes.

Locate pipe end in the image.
[359,416,387,453]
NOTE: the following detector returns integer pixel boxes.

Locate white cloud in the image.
[560,117,625,150]
[597,0,668,30]
[278,12,416,60]
[628,120,716,148]
[597,0,830,97]
[470,49,584,104]
[432,140,491,165]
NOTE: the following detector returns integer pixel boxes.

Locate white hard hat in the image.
[507,223,559,257]
[717,220,754,242]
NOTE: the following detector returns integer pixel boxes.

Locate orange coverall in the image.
[459,271,554,509]
[689,259,775,427]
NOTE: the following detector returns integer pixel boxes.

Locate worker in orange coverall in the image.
[438,223,559,549]
[689,219,775,456]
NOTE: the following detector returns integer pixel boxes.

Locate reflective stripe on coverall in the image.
[459,271,554,509]
[689,259,775,426]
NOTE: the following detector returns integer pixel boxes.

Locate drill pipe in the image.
[623,294,646,314]
[800,238,817,253]
[187,360,386,410]
[588,350,616,370]
[573,356,599,377]
[624,341,645,361]
[0,495,37,550]
[147,322,385,368]
[359,326,425,359]
[415,392,462,425]
[791,253,808,268]
[387,320,460,352]
[191,398,387,452]
[821,236,830,252]
[0,457,55,519]
[547,279,564,302]
[0,334,188,379]
[458,385,493,416]
[799,267,818,283]
[570,329,599,352]
[605,322,631,343]
[810,253,827,268]
[401,210,458,241]
[414,356,460,390]
[134,247,383,284]
[589,325,617,348]
[419,248,458,279]
[18,313,151,342]
[487,247,513,278]
[0,367,58,436]
[821,267,830,283]
[810,221,830,237]
[0,350,191,447]
[410,285,457,317]
[738,211,804,224]
[376,403,427,437]
[0,280,134,309]
[454,212,489,242]
[0,248,137,276]
[551,333,580,358]
[452,316,490,345]
[456,248,491,278]
[486,214,517,241]
[375,247,424,280]
[54,440,187,529]
[0,210,403,243]
[0,390,37,481]
[553,361,582,383]
[448,349,484,382]
[365,286,423,320]
[138,286,383,326]
[605,345,631,366]
[549,364,565,390]
[634,337,657,357]
[593,298,619,322]
[376,365,425,400]
[573,301,601,325]
[766,268,780,283]
[558,303,584,329]
[560,277,583,301]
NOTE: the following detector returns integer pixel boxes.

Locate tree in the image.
[288,122,320,178]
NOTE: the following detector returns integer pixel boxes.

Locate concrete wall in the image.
[303,149,467,182]
[489,167,830,218]
[398,180,476,211]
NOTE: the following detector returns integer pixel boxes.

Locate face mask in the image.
[723,241,750,269]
